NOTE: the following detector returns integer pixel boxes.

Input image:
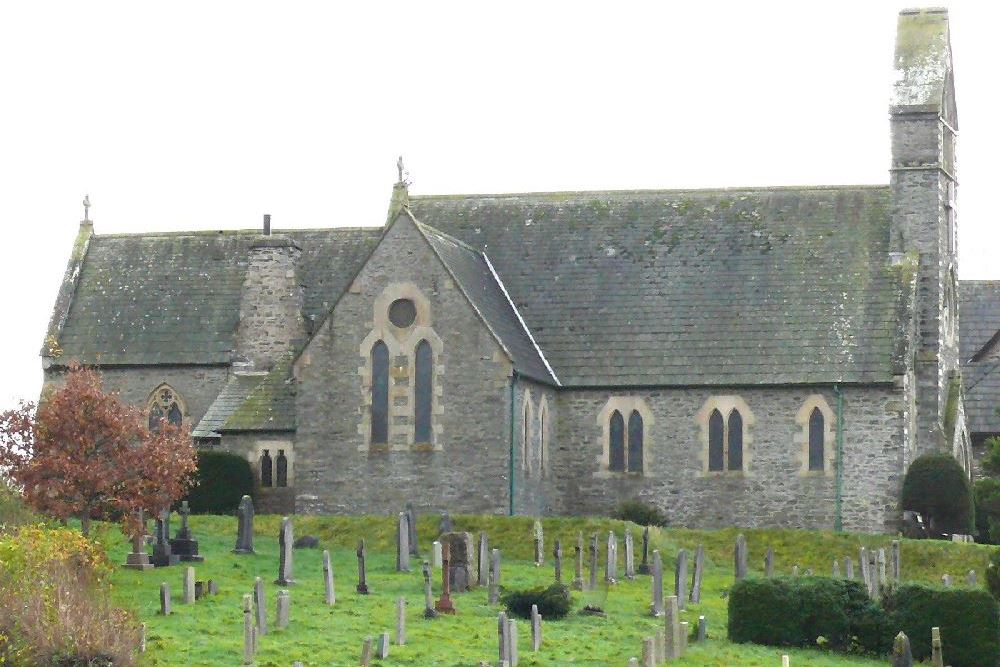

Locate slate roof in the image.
[959,281,1000,436]
[221,357,296,432]
[410,185,907,387]
[192,372,268,438]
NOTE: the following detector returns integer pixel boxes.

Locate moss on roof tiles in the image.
[221,357,295,432]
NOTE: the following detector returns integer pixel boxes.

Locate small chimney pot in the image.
[263,214,271,236]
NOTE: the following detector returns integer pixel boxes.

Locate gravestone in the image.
[650,550,664,616]
[139,622,146,653]
[877,548,887,585]
[859,547,870,589]
[533,520,544,567]
[356,539,369,594]
[151,510,180,567]
[477,532,490,586]
[242,594,253,665]
[254,577,268,635]
[868,550,879,597]
[734,534,748,580]
[664,595,681,659]
[498,611,510,664]
[930,626,944,667]
[440,531,474,592]
[194,580,206,600]
[125,509,154,570]
[208,579,218,595]
[396,597,406,645]
[422,561,437,618]
[322,549,335,605]
[233,495,255,554]
[628,658,640,667]
[891,539,901,580]
[941,573,952,587]
[655,627,665,664]
[439,511,452,534]
[674,549,688,610]
[396,512,411,572]
[571,532,584,590]
[276,517,294,585]
[530,604,542,651]
[432,540,443,569]
[588,533,599,590]
[642,636,655,667]
[892,631,913,667]
[553,539,563,584]
[624,529,636,580]
[792,565,799,576]
[489,548,502,604]
[159,582,171,615]
[605,531,618,583]
[435,541,456,614]
[183,566,195,604]
[405,502,419,556]
[359,636,373,667]
[764,547,774,577]
[638,526,651,574]
[690,545,704,603]
[276,589,290,629]
[679,621,689,654]
[697,615,707,642]
[967,569,977,586]
[169,500,203,562]
[844,556,854,580]
[377,631,390,659]
[508,617,519,667]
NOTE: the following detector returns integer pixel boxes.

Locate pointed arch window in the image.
[260,449,273,487]
[609,410,626,472]
[521,397,533,472]
[276,450,288,487]
[371,341,390,445]
[808,408,824,471]
[627,410,644,473]
[414,340,433,444]
[539,403,548,477]
[148,384,185,432]
[708,409,725,471]
[728,410,744,471]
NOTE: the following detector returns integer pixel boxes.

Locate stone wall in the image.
[512,377,558,517]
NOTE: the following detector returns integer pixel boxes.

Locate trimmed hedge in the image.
[613,499,668,527]
[901,453,975,536]
[729,577,999,667]
[183,450,254,514]
[501,583,572,620]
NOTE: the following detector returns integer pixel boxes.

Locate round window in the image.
[388,298,417,328]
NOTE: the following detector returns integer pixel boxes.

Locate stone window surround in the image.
[595,396,653,478]
[795,394,835,476]
[521,387,534,472]
[538,396,550,478]
[358,283,445,452]
[696,396,755,476]
[250,439,295,487]
[146,383,187,424]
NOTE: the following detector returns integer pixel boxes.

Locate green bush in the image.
[613,499,668,527]
[984,435,1000,476]
[987,548,1000,602]
[501,583,572,620]
[901,453,975,536]
[882,583,1000,667]
[975,478,1000,545]
[183,450,254,514]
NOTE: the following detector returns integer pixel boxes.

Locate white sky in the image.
[1,1,997,409]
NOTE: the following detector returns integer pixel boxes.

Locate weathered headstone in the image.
[439,511,452,534]
[151,510,180,567]
[930,626,944,667]
[422,561,437,618]
[356,539,369,594]
[233,495,255,554]
[432,540,443,569]
[533,520,544,567]
[254,577,268,635]
[435,541,456,614]
[396,597,406,645]
[690,544,704,603]
[125,509,154,570]
[359,636,373,667]
[859,547,870,589]
[322,549,336,605]
[242,594,253,665]
[734,534,748,580]
[764,546,774,577]
[624,529,635,580]
[697,615,707,642]
[572,531,584,590]
[891,539,901,580]
[967,569,977,586]
[396,512,411,572]
[941,573,952,587]
[276,589,290,629]
[275,516,294,585]
[530,604,542,651]
[208,579,218,595]
[139,622,146,653]
[792,565,799,577]
[159,582,171,615]
[377,631,390,659]
[489,548,502,604]
[782,656,790,667]
[655,627,665,664]
[183,566,195,604]
[588,533,599,590]
[638,525,651,574]
[628,658,640,667]
[877,548,887,585]
[194,580,206,600]
[498,612,510,664]
[605,531,618,583]
[405,502,419,556]
[664,595,681,659]
[680,621,689,654]
[675,549,688,610]
[650,549,664,616]
[169,500,203,562]
[833,558,841,577]
[508,617,519,667]
[844,556,854,580]
[642,636,655,667]
[477,532,490,586]
[440,531,474,592]
[892,631,913,667]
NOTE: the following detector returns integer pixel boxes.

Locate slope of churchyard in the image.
[104,513,994,667]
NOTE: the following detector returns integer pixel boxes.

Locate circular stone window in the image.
[388,298,417,328]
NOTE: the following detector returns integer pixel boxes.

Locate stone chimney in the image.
[235,215,306,371]
[385,156,410,225]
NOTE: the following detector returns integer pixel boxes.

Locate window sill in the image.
[592,470,646,479]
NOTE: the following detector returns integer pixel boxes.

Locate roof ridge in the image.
[93,226,382,239]
[409,183,891,201]
[410,216,481,254]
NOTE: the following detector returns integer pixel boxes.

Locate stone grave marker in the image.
[680,621,689,654]
[396,597,406,645]
[764,546,774,577]
[405,502,419,556]
[734,534,748,580]
[489,548,502,604]
[322,549,335,605]
[169,500,203,562]
[782,656,790,667]
[530,603,542,651]
[498,611,510,664]
[440,531,474,592]
[508,617,519,667]
[867,550,879,597]
[275,516,295,585]
[877,548,887,585]
[674,548,689,610]
[432,540,443,569]
[125,509,154,570]
[439,511,452,534]
[605,531,618,583]
[892,631,913,667]
[242,594,253,665]
[859,547,870,589]
[967,569,977,586]
[572,532,584,590]
[183,566,195,604]
[377,631,390,659]
[359,636,373,667]
[553,539,563,584]
[159,582,171,615]
[588,533,599,590]
[477,532,490,586]
[833,558,840,577]
[930,626,943,667]
[655,627,665,663]
[638,525,650,574]
[194,580,206,600]
[792,565,799,576]
[628,658,639,667]
[941,573,952,587]
[139,622,146,653]
[697,615,707,642]
[533,520,544,567]
[690,545,705,603]
[151,510,180,567]
[650,549,664,616]
[396,512,411,572]
[422,561,437,618]
[642,637,655,667]
[208,579,218,595]
[891,539,901,580]
[356,539,369,594]
[844,556,854,580]
[435,541,456,614]
[254,577,268,635]
[664,595,681,659]
[276,589,290,629]
[624,529,636,580]
[233,495,255,554]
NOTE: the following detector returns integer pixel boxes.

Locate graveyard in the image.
[100,509,995,667]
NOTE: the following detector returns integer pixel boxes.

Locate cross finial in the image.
[396,156,404,183]
[82,194,91,222]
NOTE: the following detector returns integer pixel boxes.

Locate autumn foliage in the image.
[0,364,197,536]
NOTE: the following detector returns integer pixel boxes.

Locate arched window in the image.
[148,384,184,432]
[522,397,533,472]
[609,410,625,472]
[627,410,644,473]
[260,449,273,487]
[276,450,288,487]
[808,408,824,471]
[538,403,548,477]
[708,409,725,471]
[414,340,433,444]
[371,341,389,445]
[728,410,743,471]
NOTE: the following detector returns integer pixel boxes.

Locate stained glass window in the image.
[371,341,389,444]
[414,340,433,444]
[708,409,724,471]
[728,410,743,471]
[627,410,644,473]
[609,410,625,472]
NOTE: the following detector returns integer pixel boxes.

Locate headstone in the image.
[859,547,870,589]
[242,594,253,665]
[377,631,390,659]
[405,502,419,556]
[833,558,841,577]
[734,534,748,580]
[233,495,255,554]
[930,626,944,667]
[675,549,688,610]
[664,595,681,659]
[877,548,887,585]
[782,656,790,667]
[891,539,901,580]
[844,556,854,580]
[507,617,519,667]
[892,631,913,667]
[533,520,544,567]
[432,540,443,569]
[553,539,563,584]
[208,579,218,595]
[139,622,146,653]
[159,582,171,615]
[477,532,490,586]
[628,658,640,667]
[435,541,456,614]
[439,511,452,534]
[588,533,599,590]
[183,566,195,604]
[605,531,618,583]
[804,568,812,576]
[322,549,336,605]
[440,531,474,592]
[868,549,879,597]
[967,569,977,586]
[254,577,268,635]
[151,510,180,567]
[396,597,406,645]
[422,561,437,618]
[624,529,636,580]
[359,636,373,667]
[655,627,665,664]
[498,611,510,663]
[276,516,294,585]
[690,545,704,603]
[941,573,952,587]
[650,550,664,616]
[194,580,206,600]
[125,509,154,570]
[642,636,655,667]
[764,546,774,577]
[530,604,542,651]
[680,621,689,655]
[638,525,651,574]
[169,500,203,562]
[276,589,290,629]
[572,532,584,590]
[697,615,707,642]
[792,565,799,577]
[489,548,502,605]
[251,626,258,655]
[356,539,369,594]
[396,512,411,572]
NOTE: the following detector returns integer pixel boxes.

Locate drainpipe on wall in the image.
[509,370,518,517]
[834,384,845,532]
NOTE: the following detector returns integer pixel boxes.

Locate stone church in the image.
[43,9,992,532]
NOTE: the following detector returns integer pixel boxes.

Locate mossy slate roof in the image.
[959,281,1000,436]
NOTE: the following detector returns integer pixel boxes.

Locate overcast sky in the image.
[1,1,996,409]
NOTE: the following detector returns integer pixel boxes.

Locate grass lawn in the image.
[99,515,994,666]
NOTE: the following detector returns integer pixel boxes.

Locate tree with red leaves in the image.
[0,364,197,536]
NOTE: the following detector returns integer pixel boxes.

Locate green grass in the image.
[98,515,995,666]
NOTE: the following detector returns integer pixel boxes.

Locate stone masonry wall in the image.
[512,378,558,517]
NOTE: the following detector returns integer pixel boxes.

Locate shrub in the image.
[0,482,38,532]
[900,454,975,536]
[501,583,572,620]
[984,435,1000,477]
[975,478,1000,544]
[613,499,668,527]
[987,548,1000,602]
[882,583,1000,667]
[184,449,254,514]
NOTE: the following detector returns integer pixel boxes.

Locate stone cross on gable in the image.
[397,156,404,183]
[82,195,91,222]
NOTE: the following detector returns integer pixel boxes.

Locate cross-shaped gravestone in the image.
[151,509,179,567]
[572,531,584,590]
[125,509,154,570]
[435,542,456,614]
[170,500,203,562]
[422,561,437,618]
[553,539,563,584]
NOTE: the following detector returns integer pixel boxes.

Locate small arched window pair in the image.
[609,410,643,473]
[708,408,743,471]
[259,449,288,487]
[370,339,434,445]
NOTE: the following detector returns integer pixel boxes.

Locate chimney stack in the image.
[263,214,271,236]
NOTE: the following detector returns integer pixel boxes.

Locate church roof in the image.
[410,185,908,387]
[959,280,1000,436]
